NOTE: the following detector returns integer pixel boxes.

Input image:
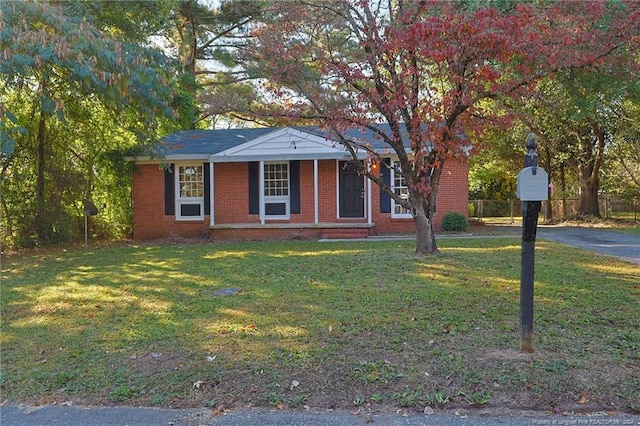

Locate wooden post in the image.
[519,134,541,353]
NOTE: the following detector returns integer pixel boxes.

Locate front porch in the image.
[210,222,374,241]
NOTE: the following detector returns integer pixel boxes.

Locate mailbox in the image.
[517,167,548,201]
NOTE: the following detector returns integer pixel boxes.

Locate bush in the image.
[442,212,469,232]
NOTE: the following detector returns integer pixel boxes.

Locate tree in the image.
[511,46,640,217]
[602,98,640,201]
[159,0,265,127]
[0,1,183,246]
[243,0,640,254]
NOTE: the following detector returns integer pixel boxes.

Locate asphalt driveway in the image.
[537,226,640,265]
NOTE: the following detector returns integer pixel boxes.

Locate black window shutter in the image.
[248,162,259,214]
[164,164,175,216]
[203,163,211,215]
[380,158,391,213]
[290,160,300,214]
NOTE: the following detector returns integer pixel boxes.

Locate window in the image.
[263,162,289,218]
[176,165,204,220]
[391,161,411,218]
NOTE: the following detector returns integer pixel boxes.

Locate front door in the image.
[339,161,364,218]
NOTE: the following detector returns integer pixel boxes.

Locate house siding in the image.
[370,157,469,234]
[132,164,210,239]
[131,158,468,241]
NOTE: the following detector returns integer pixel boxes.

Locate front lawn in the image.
[1,238,638,414]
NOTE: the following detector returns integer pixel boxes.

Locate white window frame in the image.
[391,161,412,218]
[176,164,204,221]
[262,161,290,220]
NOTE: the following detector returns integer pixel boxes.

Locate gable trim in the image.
[210,127,363,163]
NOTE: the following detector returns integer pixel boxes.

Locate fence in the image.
[469,197,639,222]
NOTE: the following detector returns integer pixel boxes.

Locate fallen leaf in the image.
[276,402,284,410]
[246,324,256,330]
[402,410,408,417]
[454,409,468,419]
[577,392,589,404]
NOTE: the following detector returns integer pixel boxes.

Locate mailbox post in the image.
[83,199,100,249]
[516,134,548,353]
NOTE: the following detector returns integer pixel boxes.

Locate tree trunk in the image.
[560,162,567,217]
[410,174,438,256]
[579,165,600,217]
[544,150,552,221]
[576,121,605,217]
[413,205,437,256]
[34,108,49,242]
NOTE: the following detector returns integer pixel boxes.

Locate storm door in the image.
[338,161,365,218]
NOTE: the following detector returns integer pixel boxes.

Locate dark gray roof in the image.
[133,124,409,161]
[156,128,276,156]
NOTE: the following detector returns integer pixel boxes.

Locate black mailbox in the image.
[83,199,99,216]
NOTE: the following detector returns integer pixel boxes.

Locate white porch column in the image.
[367,173,373,225]
[314,159,319,224]
[259,160,265,224]
[209,161,215,226]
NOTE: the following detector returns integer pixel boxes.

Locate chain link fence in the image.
[469,197,639,222]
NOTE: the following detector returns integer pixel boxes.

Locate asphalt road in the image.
[537,226,640,265]
[2,405,639,426]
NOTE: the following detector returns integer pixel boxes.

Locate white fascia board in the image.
[126,154,210,164]
[211,152,366,163]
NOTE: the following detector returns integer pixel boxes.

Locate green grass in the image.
[1,238,639,413]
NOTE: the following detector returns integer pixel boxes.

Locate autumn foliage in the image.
[245,0,640,254]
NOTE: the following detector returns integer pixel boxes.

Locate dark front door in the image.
[339,161,364,218]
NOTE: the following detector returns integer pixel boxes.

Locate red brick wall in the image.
[369,157,469,233]
[132,164,210,240]
[132,157,468,240]
[214,163,255,224]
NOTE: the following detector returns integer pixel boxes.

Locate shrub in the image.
[442,212,469,232]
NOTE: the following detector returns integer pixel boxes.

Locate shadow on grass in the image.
[1,239,638,412]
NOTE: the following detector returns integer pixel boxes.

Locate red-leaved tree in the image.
[244,0,640,255]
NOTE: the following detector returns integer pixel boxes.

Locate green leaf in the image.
[40,97,56,114]
[1,138,16,157]
[74,64,92,79]
[38,46,56,62]
[4,110,19,124]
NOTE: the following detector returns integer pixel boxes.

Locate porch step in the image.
[320,228,371,240]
